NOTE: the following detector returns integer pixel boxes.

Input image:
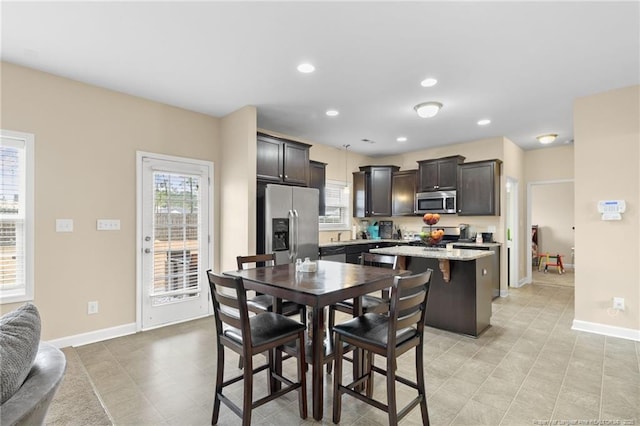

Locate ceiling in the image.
[2,2,639,157]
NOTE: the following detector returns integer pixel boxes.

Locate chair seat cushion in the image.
[333,313,417,348]
[246,295,303,315]
[224,312,305,348]
[0,303,42,404]
[334,295,388,313]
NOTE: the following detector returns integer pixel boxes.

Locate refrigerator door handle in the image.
[288,209,296,261]
[293,209,300,259]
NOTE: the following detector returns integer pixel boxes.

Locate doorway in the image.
[137,152,213,330]
[527,179,574,285]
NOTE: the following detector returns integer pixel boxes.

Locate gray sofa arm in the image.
[0,342,67,426]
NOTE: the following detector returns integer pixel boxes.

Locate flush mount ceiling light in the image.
[396,136,407,142]
[325,109,339,117]
[297,63,315,73]
[536,133,558,144]
[414,102,442,118]
[477,119,491,126]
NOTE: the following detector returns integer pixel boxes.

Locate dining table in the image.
[225,259,402,421]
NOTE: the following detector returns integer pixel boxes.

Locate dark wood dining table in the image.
[225,259,401,421]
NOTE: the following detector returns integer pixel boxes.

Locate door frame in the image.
[526,178,574,285]
[135,151,214,331]
[506,176,521,290]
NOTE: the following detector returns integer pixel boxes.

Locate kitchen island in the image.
[369,245,494,337]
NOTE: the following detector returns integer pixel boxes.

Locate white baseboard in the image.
[572,319,640,342]
[46,323,137,349]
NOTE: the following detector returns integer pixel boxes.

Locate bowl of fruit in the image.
[421,213,444,246]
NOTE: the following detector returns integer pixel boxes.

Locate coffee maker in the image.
[458,223,470,241]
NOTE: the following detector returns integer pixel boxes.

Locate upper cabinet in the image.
[457,159,502,216]
[309,160,327,216]
[256,133,310,186]
[417,155,465,192]
[353,165,399,217]
[392,169,418,216]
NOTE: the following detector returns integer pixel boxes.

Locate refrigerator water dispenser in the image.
[272,218,290,251]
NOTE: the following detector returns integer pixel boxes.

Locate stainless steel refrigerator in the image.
[261,184,319,264]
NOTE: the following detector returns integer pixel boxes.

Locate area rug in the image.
[45,347,112,425]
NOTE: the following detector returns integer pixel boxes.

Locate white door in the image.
[138,153,212,329]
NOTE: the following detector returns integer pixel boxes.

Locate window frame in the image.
[319,179,351,232]
[1,129,35,304]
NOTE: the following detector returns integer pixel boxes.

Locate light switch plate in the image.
[97,219,121,231]
[56,219,73,232]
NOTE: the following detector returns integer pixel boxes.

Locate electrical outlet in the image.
[613,297,625,311]
[88,301,99,315]
[97,219,120,231]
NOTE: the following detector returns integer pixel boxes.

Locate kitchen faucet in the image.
[337,232,343,241]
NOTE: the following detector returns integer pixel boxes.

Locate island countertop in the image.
[370,245,494,261]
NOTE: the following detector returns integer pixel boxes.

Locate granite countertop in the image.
[451,241,502,248]
[369,245,495,261]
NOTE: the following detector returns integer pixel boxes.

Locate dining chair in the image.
[236,253,307,368]
[207,271,307,426]
[326,252,398,373]
[332,269,432,426]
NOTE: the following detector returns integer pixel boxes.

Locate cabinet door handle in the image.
[279,174,283,178]
[285,175,288,179]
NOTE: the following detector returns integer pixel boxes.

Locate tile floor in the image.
[74,281,639,425]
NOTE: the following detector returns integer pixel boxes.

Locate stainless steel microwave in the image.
[415,190,457,214]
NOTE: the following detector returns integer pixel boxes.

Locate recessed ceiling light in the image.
[325,109,339,117]
[477,119,491,126]
[297,63,315,73]
[397,136,407,142]
[421,78,438,87]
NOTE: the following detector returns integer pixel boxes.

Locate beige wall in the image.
[574,85,639,331]
[525,145,575,182]
[219,107,257,272]
[0,62,221,340]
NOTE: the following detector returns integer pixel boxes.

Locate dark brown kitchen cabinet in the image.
[392,169,418,216]
[309,160,326,216]
[353,165,399,217]
[457,159,502,216]
[256,133,310,185]
[417,155,465,192]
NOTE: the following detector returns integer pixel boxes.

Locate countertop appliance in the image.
[259,184,319,264]
[415,190,457,214]
[378,220,393,239]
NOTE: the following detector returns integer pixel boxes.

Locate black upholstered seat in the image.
[332,269,432,426]
[207,271,307,426]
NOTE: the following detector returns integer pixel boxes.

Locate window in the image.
[319,179,351,231]
[1,130,34,304]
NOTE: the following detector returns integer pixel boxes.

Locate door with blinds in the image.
[138,153,212,329]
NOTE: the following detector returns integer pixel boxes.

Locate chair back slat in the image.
[360,252,398,269]
[388,269,432,347]
[237,253,276,270]
[207,270,252,347]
